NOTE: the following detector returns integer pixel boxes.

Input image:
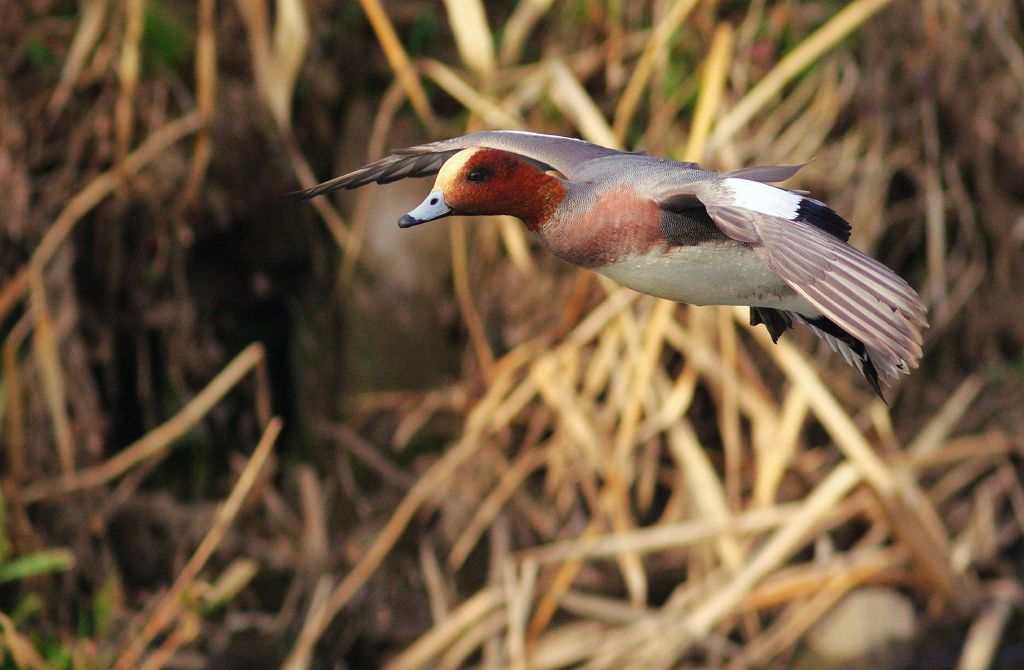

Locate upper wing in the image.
[723,162,810,184]
[302,130,625,199]
[653,176,927,379]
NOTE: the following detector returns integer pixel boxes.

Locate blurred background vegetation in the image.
[1,0,1024,668]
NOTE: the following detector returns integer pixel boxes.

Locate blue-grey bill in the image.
[399,190,451,228]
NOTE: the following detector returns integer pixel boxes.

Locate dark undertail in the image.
[802,315,886,402]
[750,307,885,402]
[749,307,793,344]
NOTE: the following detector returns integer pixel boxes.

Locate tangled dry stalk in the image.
[1,0,1023,669]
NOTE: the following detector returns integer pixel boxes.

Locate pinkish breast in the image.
[535,185,666,269]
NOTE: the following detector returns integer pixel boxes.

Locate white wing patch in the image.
[723,178,802,220]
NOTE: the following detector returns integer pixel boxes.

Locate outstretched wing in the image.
[302,130,626,199]
[653,176,928,380]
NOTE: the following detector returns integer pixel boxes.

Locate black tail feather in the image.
[749,307,793,344]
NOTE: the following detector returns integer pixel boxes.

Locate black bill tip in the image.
[398,214,424,228]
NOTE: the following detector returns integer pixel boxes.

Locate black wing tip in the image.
[795,198,852,242]
[299,182,349,200]
[802,314,890,402]
[299,185,329,200]
[861,356,888,403]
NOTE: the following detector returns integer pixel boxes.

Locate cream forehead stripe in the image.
[434,148,483,190]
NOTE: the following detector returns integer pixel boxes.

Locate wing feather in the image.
[663,181,928,380]
[303,130,621,199]
[724,162,809,183]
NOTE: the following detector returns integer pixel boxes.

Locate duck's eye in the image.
[467,169,485,183]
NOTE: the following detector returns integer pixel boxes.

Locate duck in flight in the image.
[303,130,927,399]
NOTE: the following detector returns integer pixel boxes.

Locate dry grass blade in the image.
[612,0,701,143]
[707,0,898,152]
[736,307,983,612]
[279,343,541,670]
[503,557,537,670]
[421,59,524,129]
[562,287,637,348]
[20,342,266,503]
[984,0,1024,95]
[24,110,204,480]
[177,0,218,212]
[560,591,649,624]
[667,423,744,569]
[382,588,503,670]
[320,422,415,489]
[451,217,496,381]
[717,307,743,511]
[499,0,555,67]
[497,216,535,273]
[753,386,809,507]
[0,612,49,670]
[908,373,985,461]
[338,80,408,286]
[285,139,352,251]
[733,307,894,492]
[636,362,697,444]
[442,0,496,77]
[547,58,620,149]
[296,465,329,567]
[201,559,260,610]
[3,313,33,483]
[135,613,200,670]
[921,98,947,309]
[355,0,437,128]
[522,503,798,564]
[740,542,903,611]
[613,298,673,471]
[269,0,310,126]
[681,22,734,163]
[112,416,283,670]
[681,462,862,639]
[956,581,1022,670]
[420,539,450,622]
[531,622,609,669]
[285,577,334,670]
[30,110,204,276]
[234,0,353,255]
[526,513,605,650]
[114,0,145,159]
[30,306,74,474]
[533,356,603,468]
[605,479,648,608]
[449,445,550,569]
[439,610,507,670]
[740,560,882,665]
[913,431,1012,469]
[234,0,309,130]
[0,268,28,325]
[48,0,107,118]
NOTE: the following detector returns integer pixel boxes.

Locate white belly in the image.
[596,243,819,314]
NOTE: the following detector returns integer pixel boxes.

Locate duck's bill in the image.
[398,190,452,228]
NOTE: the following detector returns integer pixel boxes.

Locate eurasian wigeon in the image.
[304,131,927,398]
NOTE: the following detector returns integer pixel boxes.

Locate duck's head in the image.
[399,147,564,230]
